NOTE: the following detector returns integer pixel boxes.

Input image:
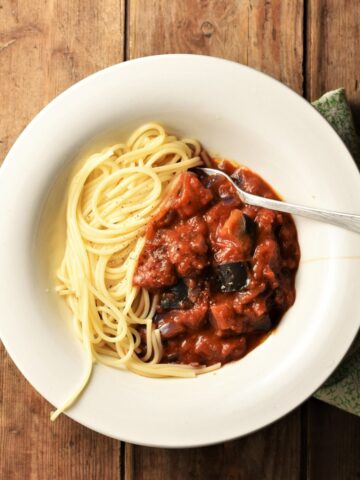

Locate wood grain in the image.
[126,1,304,478]
[0,0,124,161]
[128,0,304,93]
[0,345,120,479]
[306,399,360,479]
[305,1,360,477]
[307,0,360,128]
[0,1,124,478]
[125,411,301,480]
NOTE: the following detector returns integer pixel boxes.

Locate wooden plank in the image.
[306,1,360,477]
[307,0,360,128]
[0,345,120,479]
[127,0,304,92]
[125,412,301,480]
[126,1,304,478]
[0,0,124,161]
[0,1,124,478]
[306,399,360,479]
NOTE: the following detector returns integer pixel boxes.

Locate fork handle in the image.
[243,192,360,234]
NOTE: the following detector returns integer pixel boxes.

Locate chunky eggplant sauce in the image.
[133,159,300,366]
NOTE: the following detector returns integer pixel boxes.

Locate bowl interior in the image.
[1,55,359,447]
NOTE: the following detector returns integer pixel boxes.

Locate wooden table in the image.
[1,1,360,478]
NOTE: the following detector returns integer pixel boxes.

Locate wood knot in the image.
[201,21,215,38]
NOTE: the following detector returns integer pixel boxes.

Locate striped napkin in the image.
[312,88,360,415]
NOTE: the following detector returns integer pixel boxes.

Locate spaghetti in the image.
[53,123,219,420]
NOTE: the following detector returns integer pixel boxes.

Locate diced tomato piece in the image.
[133,252,176,289]
[253,239,280,288]
[172,172,213,218]
[221,337,247,360]
[210,301,244,336]
[164,216,209,277]
[219,209,245,240]
[205,203,252,263]
[243,314,271,333]
[193,334,247,364]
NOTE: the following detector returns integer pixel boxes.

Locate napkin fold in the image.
[312,88,360,415]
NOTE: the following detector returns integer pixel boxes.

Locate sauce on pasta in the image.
[134,162,300,366]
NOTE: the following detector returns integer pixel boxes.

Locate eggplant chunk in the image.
[243,213,256,238]
[213,262,248,293]
[160,280,193,310]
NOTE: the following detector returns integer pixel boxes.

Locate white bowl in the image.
[0,55,359,447]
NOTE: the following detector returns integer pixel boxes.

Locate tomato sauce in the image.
[133,158,300,366]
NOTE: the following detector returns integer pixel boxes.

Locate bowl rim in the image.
[1,54,360,447]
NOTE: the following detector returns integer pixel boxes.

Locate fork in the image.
[195,167,360,234]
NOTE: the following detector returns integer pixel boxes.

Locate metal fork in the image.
[195,167,360,234]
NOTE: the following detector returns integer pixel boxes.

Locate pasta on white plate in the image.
[53,122,219,420]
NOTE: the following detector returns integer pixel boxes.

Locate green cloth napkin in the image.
[312,88,360,415]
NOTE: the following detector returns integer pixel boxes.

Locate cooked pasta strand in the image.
[52,123,219,420]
